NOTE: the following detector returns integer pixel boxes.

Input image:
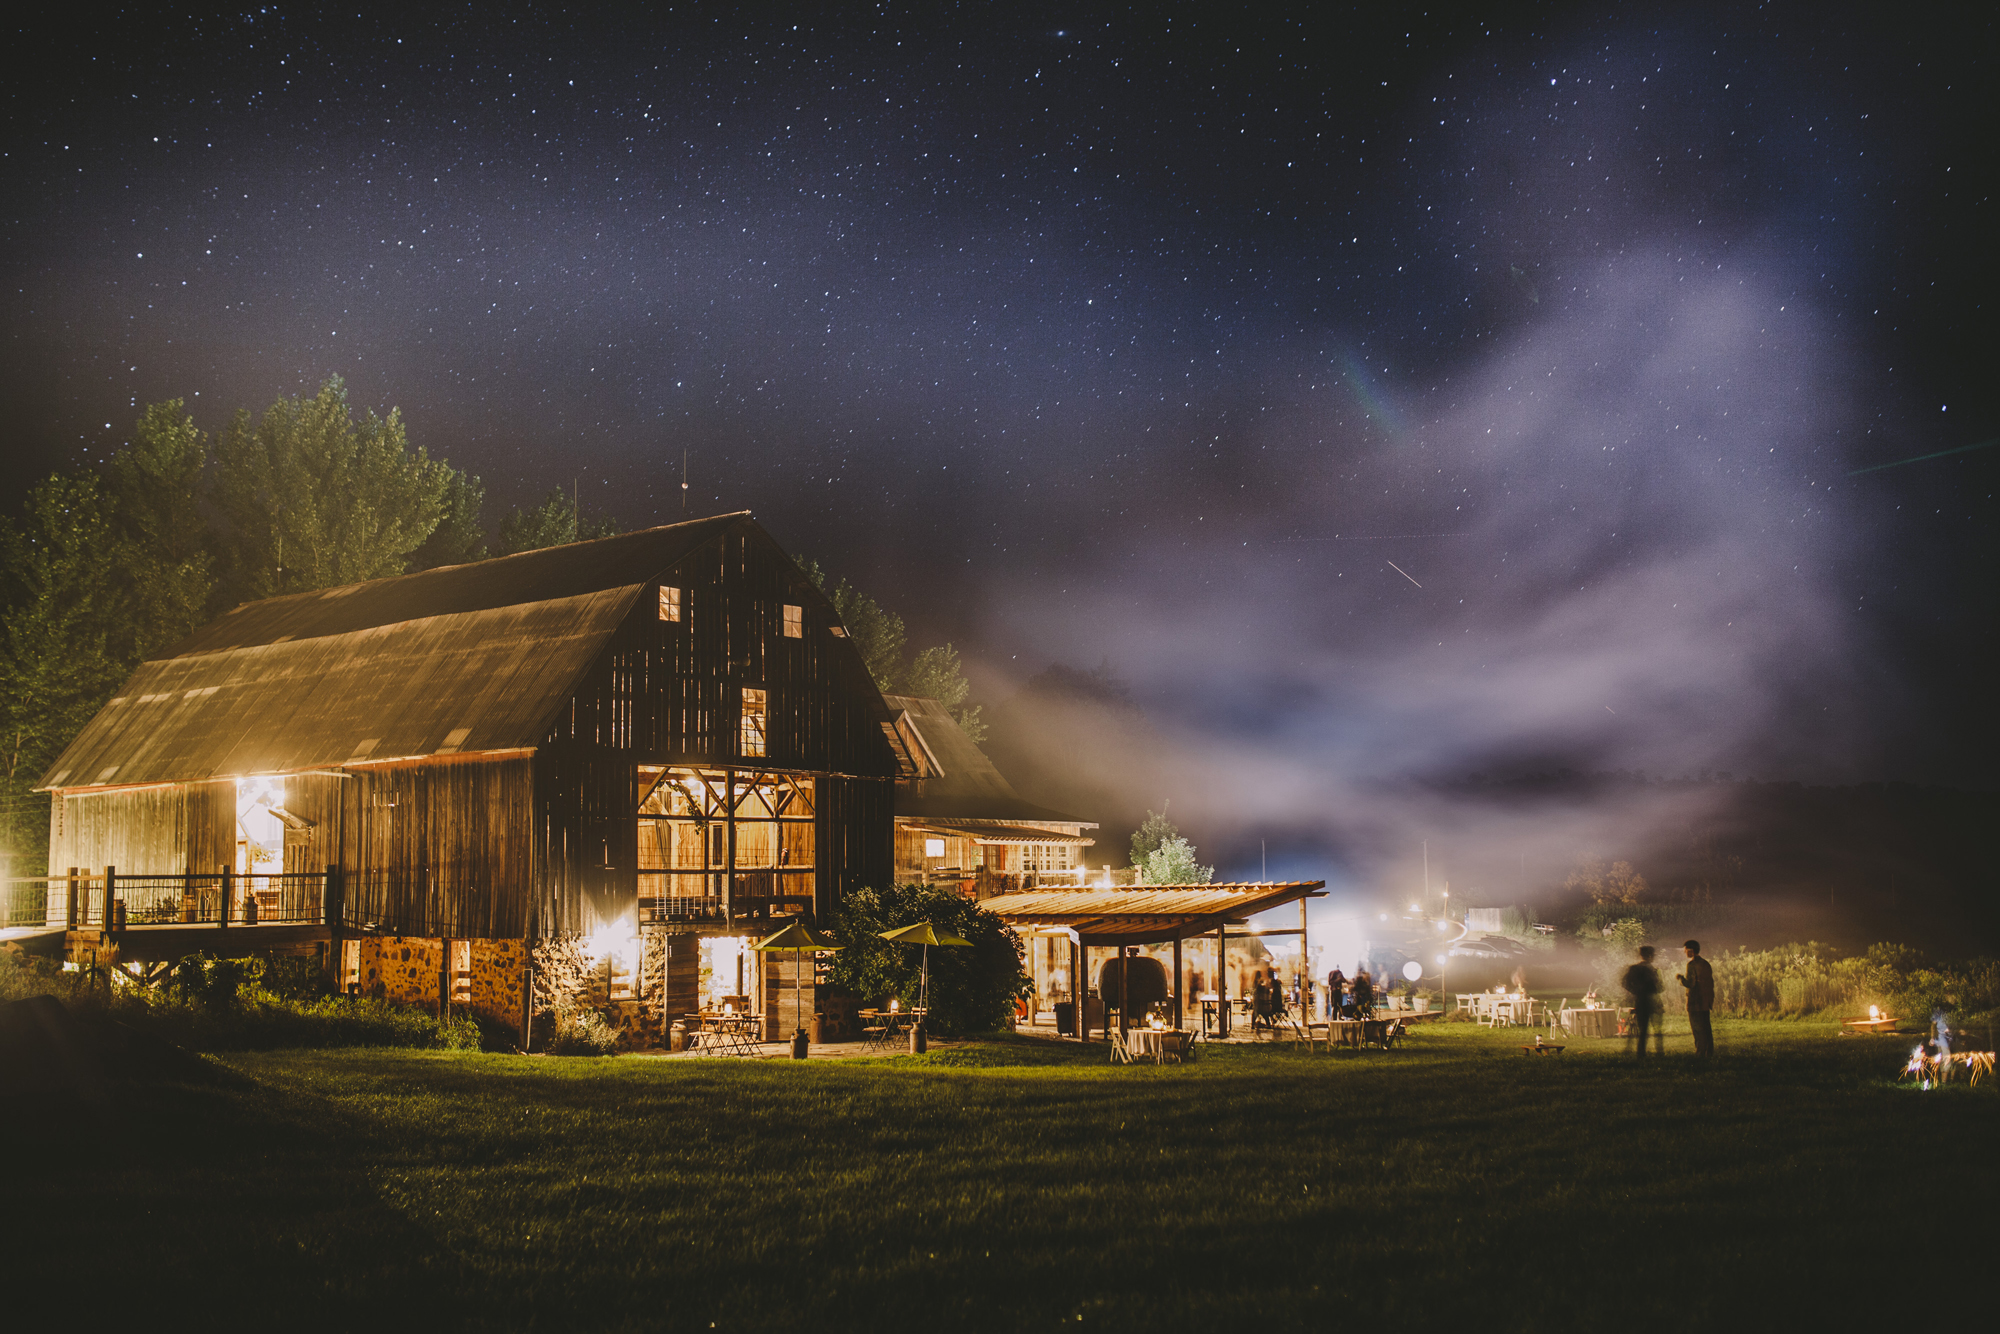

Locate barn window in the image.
[925,838,946,858]
[782,604,803,638]
[829,626,847,637]
[740,687,767,757]
[658,586,682,622]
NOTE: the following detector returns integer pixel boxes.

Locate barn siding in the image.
[340,756,537,937]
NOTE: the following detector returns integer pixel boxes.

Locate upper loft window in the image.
[829,626,847,637]
[782,604,803,638]
[658,586,683,622]
[740,687,768,757]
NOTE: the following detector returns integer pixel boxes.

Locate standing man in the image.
[1680,940,1715,1057]
[1621,946,1664,1059]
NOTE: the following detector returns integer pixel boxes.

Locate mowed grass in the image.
[14,1018,1993,1331]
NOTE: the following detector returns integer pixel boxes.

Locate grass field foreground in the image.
[13,1018,1993,1331]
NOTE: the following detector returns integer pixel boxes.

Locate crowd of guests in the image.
[1242,964,1383,1030]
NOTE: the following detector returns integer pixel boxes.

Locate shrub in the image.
[546,1005,620,1056]
[827,883,1025,1037]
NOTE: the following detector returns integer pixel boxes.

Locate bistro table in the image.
[689,1012,764,1056]
[1562,1007,1619,1039]
[1125,1028,1196,1064]
[858,1007,926,1050]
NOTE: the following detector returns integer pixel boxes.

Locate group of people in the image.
[1620,939,1716,1058]
[1322,966,1376,1020]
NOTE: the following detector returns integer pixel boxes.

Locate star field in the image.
[2,3,1992,798]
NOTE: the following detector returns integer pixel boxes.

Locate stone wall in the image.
[468,939,528,1026]
[352,936,443,1007]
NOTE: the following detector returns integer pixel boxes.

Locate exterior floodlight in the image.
[1378,913,1388,921]
[1435,954,1447,966]
[1402,960,1422,982]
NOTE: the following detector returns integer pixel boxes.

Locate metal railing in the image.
[1,867,335,932]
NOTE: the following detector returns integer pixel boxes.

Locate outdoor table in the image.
[690,1013,764,1056]
[858,1007,925,1049]
[1125,1028,1195,1064]
[1563,1008,1618,1038]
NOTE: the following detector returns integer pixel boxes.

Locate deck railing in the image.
[2,867,335,931]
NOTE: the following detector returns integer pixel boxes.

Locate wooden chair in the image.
[1108,1028,1134,1065]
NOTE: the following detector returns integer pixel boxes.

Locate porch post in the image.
[219,864,233,930]
[1071,937,1084,1043]
[1172,935,1184,1031]
[1119,948,1129,1037]
[1215,923,1228,1038]
[1299,896,1310,1019]
[104,865,117,932]
[65,867,79,930]
[724,768,737,925]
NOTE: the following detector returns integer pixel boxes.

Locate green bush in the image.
[826,884,1025,1037]
[0,947,485,1052]
[546,1005,620,1056]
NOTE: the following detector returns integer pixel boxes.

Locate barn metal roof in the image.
[981,881,1326,946]
[41,514,751,790]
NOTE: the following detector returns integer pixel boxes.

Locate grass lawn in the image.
[13,1017,1992,1331]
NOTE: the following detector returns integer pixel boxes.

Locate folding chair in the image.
[1108,1028,1134,1065]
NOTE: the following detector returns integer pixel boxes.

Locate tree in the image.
[1130,806,1179,867]
[825,882,1025,1036]
[903,643,985,744]
[1139,836,1213,886]
[106,400,215,658]
[0,474,130,866]
[408,469,489,569]
[799,559,907,692]
[1565,855,1650,906]
[494,485,620,556]
[211,376,458,600]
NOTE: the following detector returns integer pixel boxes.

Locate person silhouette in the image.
[1680,940,1715,1057]
[1622,946,1664,1059]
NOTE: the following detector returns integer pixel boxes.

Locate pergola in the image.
[982,881,1326,1038]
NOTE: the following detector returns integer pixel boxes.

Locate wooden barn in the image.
[32,513,899,1037]
[880,693,1096,892]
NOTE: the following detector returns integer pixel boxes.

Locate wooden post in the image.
[1071,937,1084,1042]
[103,865,117,932]
[1119,948,1130,1036]
[323,865,344,988]
[1172,935,1184,1031]
[65,867,79,930]
[724,768,737,924]
[520,953,535,1052]
[1299,897,1311,1019]
[438,939,451,1020]
[183,865,196,923]
[1216,924,1228,1038]
[218,864,233,929]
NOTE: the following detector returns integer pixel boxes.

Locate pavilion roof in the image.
[980,881,1325,946]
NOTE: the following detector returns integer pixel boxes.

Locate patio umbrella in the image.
[754,921,842,1057]
[878,921,974,1014]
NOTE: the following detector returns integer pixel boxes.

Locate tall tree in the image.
[212,376,456,600]
[408,469,489,570]
[903,643,986,744]
[494,485,620,555]
[799,559,907,693]
[106,399,214,657]
[1130,806,1179,868]
[0,474,129,867]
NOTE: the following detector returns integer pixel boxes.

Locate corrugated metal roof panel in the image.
[982,882,1326,920]
[42,587,636,787]
[170,513,744,657]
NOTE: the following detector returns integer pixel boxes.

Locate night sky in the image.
[4,5,1993,882]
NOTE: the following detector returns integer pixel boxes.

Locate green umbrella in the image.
[878,921,974,1013]
[755,921,842,1056]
